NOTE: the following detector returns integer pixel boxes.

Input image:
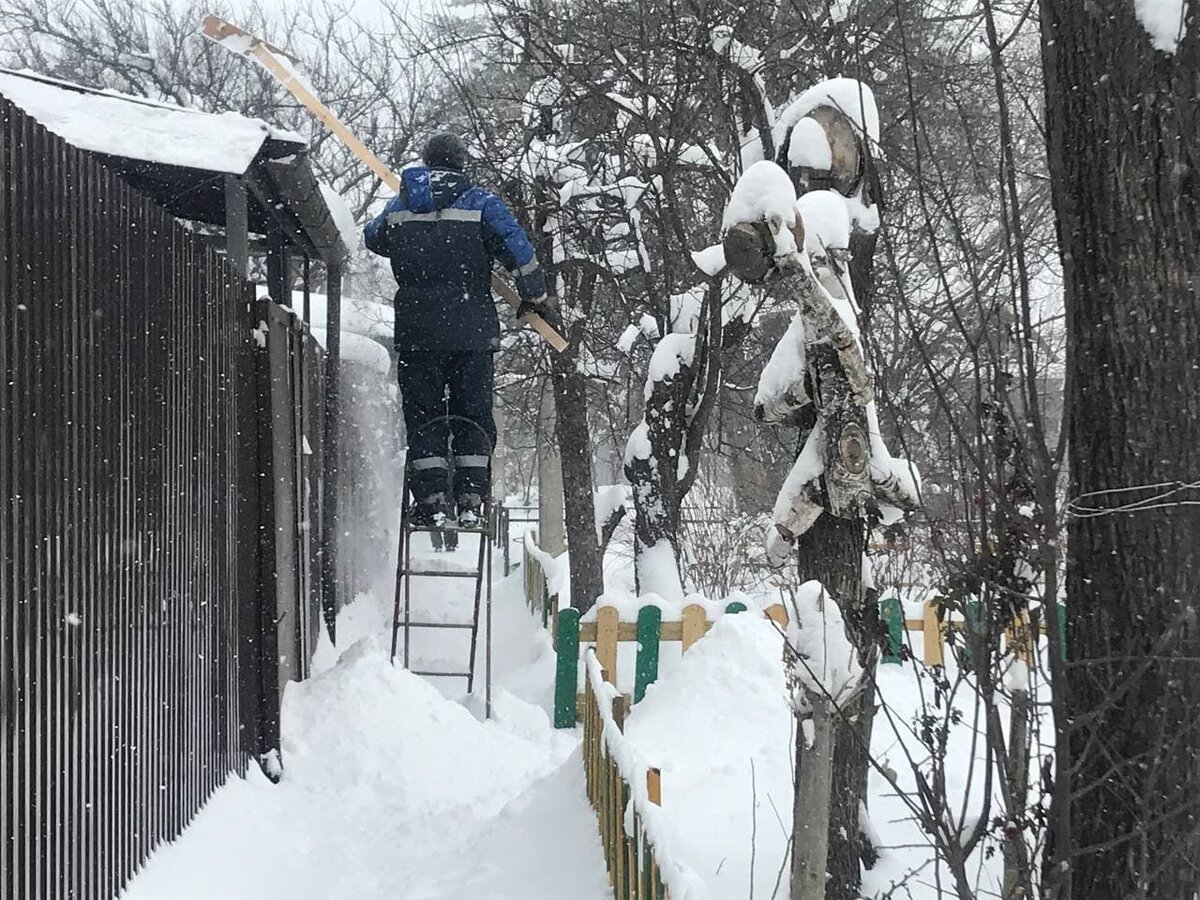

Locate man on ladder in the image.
[365,132,548,526]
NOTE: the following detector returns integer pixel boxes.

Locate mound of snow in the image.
[624,614,792,899]
[281,635,559,818]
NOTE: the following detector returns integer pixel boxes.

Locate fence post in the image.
[554,608,581,728]
[879,596,904,663]
[634,606,661,703]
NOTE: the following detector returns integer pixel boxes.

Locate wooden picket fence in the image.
[555,599,776,727]
[522,531,553,627]
[583,649,688,900]
[551,597,1064,728]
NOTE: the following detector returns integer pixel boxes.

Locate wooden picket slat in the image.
[923,599,945,666]
[681,604,708,652]
[596,606,620,682]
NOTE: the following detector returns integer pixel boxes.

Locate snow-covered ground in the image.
[125,516,1034,900]
[620,611,1031,900]
[123,529,611,900]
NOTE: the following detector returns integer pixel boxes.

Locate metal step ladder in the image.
[389,471,494,718]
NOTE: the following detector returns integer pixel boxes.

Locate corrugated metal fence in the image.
[0,99,327,898]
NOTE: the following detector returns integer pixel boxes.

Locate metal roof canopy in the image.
[0,68,350,266]
[0,68,350,636]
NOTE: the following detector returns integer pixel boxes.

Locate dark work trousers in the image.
[396,349,496,501]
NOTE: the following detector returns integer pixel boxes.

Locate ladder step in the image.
[396,621,476,630]
[406,523,492,536]
[410,670,472,678]
[401,569,481,579]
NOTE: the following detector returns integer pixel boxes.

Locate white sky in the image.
[237,0,435,31]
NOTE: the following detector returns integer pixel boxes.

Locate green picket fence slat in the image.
[880,596,904,663]
[634,606,662,703]
[554,608,581,728]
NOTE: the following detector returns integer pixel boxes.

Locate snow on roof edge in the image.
[0,67,305,175]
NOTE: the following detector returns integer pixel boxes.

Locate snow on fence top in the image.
[0,68,303,174]
[255,286,393,343]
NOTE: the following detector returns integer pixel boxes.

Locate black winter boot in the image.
[411,492,450,527]
[456,493,484,529]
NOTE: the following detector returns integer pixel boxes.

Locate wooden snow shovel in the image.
[200,14,568,353]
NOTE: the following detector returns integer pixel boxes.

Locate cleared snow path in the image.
[124,532,611,900]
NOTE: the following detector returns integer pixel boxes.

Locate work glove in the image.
[516,295,551,320]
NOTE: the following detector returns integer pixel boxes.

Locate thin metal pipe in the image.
[389,462,410,664]
[466,499,488,695]
[486,511,494,720]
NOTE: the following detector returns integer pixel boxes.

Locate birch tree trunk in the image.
[1040,5,1200,897]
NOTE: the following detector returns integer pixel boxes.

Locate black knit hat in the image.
[423,132,469,171]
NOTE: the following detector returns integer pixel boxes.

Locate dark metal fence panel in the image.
[257,301,326,691]
[0,99,258,900]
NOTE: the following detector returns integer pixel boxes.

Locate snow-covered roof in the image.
[0,68,304,175]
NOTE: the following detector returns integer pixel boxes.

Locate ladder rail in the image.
[390,447,496,719]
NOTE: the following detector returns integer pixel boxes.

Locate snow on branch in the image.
[595,484,628,549]
[754,311,808,423]
[865,401,922,516]
[795,190,851,261]
[784,580,864,722]
[644,333,697,400]
[766,424,825,567]
[721,160,800,259]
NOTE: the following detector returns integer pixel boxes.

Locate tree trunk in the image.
[550,329,605,612]
[537,387,566,556]
[529,166,604,613]
[792,701,837,900]
[1040,5,1200,898]
[795,506,869,900]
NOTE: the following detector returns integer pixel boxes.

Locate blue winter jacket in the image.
[364,167,546,352]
